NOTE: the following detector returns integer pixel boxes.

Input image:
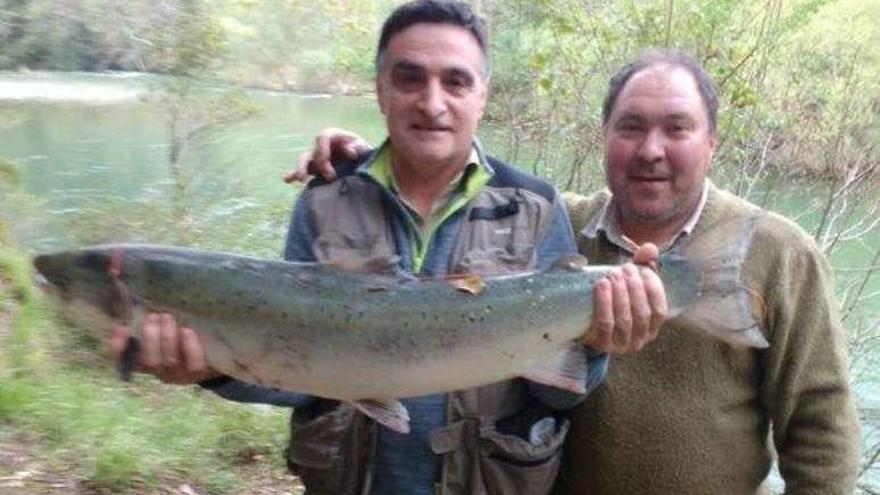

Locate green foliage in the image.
[0,159,21,244]
[0,0,399,93]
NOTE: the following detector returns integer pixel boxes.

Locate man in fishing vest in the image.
[108,2,668,494]
[290,49,862,493]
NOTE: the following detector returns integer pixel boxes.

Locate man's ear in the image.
[707,132,717,166]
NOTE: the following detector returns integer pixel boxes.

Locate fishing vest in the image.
[287,157,570,495]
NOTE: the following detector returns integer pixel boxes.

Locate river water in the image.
[1,71,877,490]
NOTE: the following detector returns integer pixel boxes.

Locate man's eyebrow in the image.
[391,60,424,72]
[391,59,478,78]
[666,113,696,121]
[614,112,645,122]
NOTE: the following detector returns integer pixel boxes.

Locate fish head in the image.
[33,247,132,333]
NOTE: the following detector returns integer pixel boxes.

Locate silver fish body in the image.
[34,246,626,398]
[33,216,767,431]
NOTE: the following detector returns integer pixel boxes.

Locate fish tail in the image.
[660,214,769,348]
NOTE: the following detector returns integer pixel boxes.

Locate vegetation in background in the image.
[0,0,395,93]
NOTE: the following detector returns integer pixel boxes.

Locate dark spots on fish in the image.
[543,332,551,342]
[463,312,486,324]
[246,304,257,312]
[502,350,515,360]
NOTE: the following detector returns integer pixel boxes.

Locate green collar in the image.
[359,139,493,272]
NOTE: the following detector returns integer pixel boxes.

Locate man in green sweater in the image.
[556,50,861,494]
[290,49,861,493]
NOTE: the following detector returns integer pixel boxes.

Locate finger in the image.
[311,133,338,181]
[641,266,668,341]
[159,313,179,368]
[585,277,614,352]
[180,327,207,374]
[610,269,632,352]
[632,242,659,266]
[283,151,314,184]
[623,263,651,351]
[108,324,130,359]
[346,138,372,159]
[140,312,162,370]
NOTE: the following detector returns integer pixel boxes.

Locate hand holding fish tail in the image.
[584,243,668,354]
[109,312,221,385]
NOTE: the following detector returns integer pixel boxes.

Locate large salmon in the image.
[32,216,767,433]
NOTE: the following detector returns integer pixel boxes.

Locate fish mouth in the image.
[32,255,55,289]
[32,271,50,288]
[32,254,68,296]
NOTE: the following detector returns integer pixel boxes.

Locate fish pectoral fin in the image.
[523,342,589,395]
[354,399,411,434]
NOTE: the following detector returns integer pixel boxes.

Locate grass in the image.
[0,244,292,493]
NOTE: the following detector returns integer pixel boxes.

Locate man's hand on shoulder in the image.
[284,127,372,184]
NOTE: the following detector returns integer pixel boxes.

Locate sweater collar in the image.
[582,181,711,254]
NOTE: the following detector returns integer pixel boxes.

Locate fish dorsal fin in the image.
[325,255,401,275]
[552,254,590,272]
[523,342,589,395]
[662,214,769,349]
[354,398,411,434]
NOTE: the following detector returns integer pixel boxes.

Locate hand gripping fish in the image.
[33,216,768,433]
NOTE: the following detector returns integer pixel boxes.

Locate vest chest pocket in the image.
[313,232,392,263]
[307,178,396,265]
[452,197,546,274]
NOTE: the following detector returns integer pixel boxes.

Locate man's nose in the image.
[637,129,665,163]
[416,79,447,118]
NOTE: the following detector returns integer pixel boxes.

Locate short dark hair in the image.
[601,50,719,135]
[375,0,489,77]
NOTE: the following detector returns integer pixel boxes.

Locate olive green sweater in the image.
[556,182,860,494]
